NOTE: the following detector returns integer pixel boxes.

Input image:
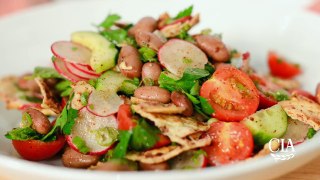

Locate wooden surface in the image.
[277,155,320,180]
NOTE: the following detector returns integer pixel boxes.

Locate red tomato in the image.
[268,51,301,79]
[316,83,320,104]
[152,134,171,149]
[200,65,259,121]
[290,89,317,102]
[12,135,65,161]
[117,104,136,130]
[202,121,254,166]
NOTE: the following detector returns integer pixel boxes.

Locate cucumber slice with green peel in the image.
[71,31,118,73]
[119,80,139,95]
[96,71,129,92]
[241,104,288,146]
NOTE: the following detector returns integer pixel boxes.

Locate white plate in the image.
[1,0,320,179]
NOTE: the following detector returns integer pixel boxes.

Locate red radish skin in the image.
[87,91,124,117]
[66,135,114,156]
[51,41,92,66]
[158,39,208,77]
[67,108,118,155]
[71,63,100,77]
[64,62,98,80]
[53,57,85,82]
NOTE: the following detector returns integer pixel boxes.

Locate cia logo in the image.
[269,138,295,161]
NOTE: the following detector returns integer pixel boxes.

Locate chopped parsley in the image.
[80,92,90,106]
[138,47,157,62]
[112,130,132,159]
[5,127,40,141]
[33,67,63,79]
[307,128,317,139]
[72,136,90,154]
[130,119,159,151]
[99,14,121,29]
[174,5,193,20]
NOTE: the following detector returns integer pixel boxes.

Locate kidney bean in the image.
[118,45,143,78]
[142,62,162,85]
[25,108,52,135]
[194,35,230,62]
[139,162,169,171]
[128,17,157,37]
[134,86,171,103]
[171,91,194,116]
[62,147,100,169]
[135,31,164,51]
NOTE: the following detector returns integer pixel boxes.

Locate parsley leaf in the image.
[102,29,136,47]
[159,68,210,93]
[55,80,72,97]
[307,128,317,139]
[99,14,121,29]
[174,5,193,20]
[130,119,159,151]
[80,92,90,106]
[72,136,90,154]
[33,67,63,79]
[5,127,40,141]
[42,105,78,141]
[112,131,132,159]
[138,47,157,62]
[272,90,289,101]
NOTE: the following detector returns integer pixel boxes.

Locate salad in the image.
[1,5,320,171]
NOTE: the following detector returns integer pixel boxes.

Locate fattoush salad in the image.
[1,6,320,171]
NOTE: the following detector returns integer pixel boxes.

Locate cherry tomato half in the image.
[200,65,259,121]
[12,135,65,161]
[202,121,254,166]
[268,51,301,79]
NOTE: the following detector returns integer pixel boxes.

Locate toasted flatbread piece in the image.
[279,95,320,130]
[0,76,31,109]
[138,102,185,114]
[35,78,61,115]
[266,76,301,90]
[253,140,280,159]
[132,104,209,139]
[71,81,94,110]
[126,134,211,164]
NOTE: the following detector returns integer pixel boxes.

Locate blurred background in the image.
[0,0,51,16]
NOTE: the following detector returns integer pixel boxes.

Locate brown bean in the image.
[171,91,194,116]
[17,74,40,92]
[90,161,137,171]
[142,62,162,85]
[118,45,143,78]
[194,35,230,62]
[25,108,52,135]
[139,162,169,171]
[135,31,164,51]
[62,147,100,169]
[316,83,320,104]
[134,86,171,103]
[128,17,157,37]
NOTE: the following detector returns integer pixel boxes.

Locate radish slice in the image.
[282,118,311,145]
[87,90,124,117]
[64,61,99,80]
[67,108,118,155]
[51,41,92,66]
[53,57,85,82]
[71,63,101,77]
[158,39,208,77]
[170,150,207,169]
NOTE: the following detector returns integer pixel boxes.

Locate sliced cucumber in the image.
[119,80,139,95]
[241,104,288,146]
[96,71,129,92]
[71,31,118,73]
